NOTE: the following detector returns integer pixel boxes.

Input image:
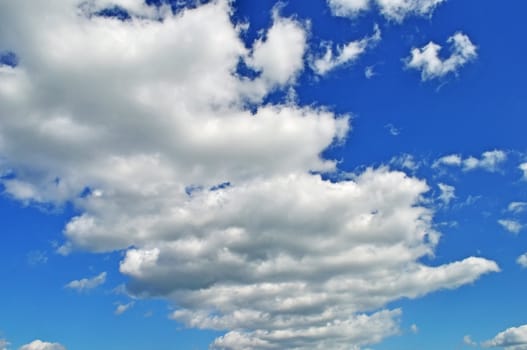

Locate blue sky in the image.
[1,0,527,349]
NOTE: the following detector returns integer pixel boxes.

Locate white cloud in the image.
[517,253,527,269]
[438,183,455,205]
[114,302,134,315]
[385,123,401,136]
[19,340,65,350]
[508,202,527,214]
[410,324,419,334]
[327,0,446,22]
[433,150,507,172]
[520,163,527,180]
[312,25,381,75]
[483,324,527,349]
[65,272,107,292]
[498,220,523,234]
[406,32,477,81]
[390,153,419,172]
[0,1,500,349]
[365,65,376,79]
[464,335,477,346]
[0,339,9,350]
[433,154,462,167]
[244,7,308,96]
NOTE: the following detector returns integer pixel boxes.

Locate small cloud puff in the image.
[114,302,135,315]
[19,340,66,350]
[405,32,477,81]
[312,25,381,75]
[438,183,455,205]
[517,253,527,269]
[65,272,107,292]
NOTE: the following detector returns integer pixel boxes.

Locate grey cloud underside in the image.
[0,1,498,349]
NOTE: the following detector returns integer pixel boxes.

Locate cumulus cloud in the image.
[433,150,507,172]
[327,0,446,22]
[517,253,527,269]
[19,340,66,350]
[0,1,499,348]
[498,220,523,234]
[406,32,477,81]
[483,324,527,349]
[65,272,107,292]
[312,25,381,75]
[0,339,9,350]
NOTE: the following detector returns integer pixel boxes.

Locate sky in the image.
[1,0,527,349]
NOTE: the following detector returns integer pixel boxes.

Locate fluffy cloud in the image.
[433,150,507,172]
[327,0,446,22]
[406,32,477,81]
[65,272,107,292]
[517,253,527,269]
[0,339,9,350]
[498,220,523,234]
[312,25,381,75]
[0,1,499,348]
[483,325,527,349]
[19,340,65,350]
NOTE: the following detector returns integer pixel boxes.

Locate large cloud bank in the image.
[0,1,498,349]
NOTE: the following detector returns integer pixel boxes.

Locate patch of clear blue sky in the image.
[1,0,527,349]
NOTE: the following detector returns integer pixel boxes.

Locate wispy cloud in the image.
[498,220,523,234]
[65,272,107,292]
[433,150,507,172]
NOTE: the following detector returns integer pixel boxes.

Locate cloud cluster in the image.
[433,150,507,172]
[406,32,477,81]
[19,340,66,350]
[520,163,527,180]
[65,272,107,292]
[327,0,446,22]
[0,339,9,350]
[484,324,527,350]
[0,1,498,348]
